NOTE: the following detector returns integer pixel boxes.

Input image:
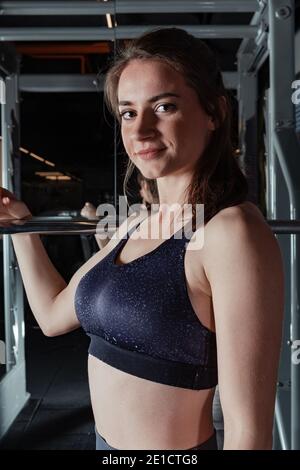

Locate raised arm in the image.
[203,205,284,450]
[11,215,140,338]
[1,189,141,337]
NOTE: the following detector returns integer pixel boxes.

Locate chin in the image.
[136,168,159,180]
[137,160,175,181]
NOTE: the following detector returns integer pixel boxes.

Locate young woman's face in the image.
[118,59,215,180]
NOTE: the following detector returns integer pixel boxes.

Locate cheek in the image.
[178,117,209,156]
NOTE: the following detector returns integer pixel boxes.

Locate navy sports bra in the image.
[75,216,218,390]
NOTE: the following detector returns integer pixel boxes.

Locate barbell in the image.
[0,217,299,235]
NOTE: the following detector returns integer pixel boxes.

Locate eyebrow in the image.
[118,92,180,107]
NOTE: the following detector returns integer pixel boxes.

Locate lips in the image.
[135,147,166,160]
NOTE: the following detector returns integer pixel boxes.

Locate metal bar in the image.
[275,394,289,450]
[1,70,26,377]
[18,73,238,93]
[19,74,101,93]
[269,0,300,450]
[0,79,11,371]
[0,57,29,440]
[0,25,258,42]
[268,220,300,234]
[237,52,259,203]
[238,3,267,55]
[237,1,269,74]
[264,90,277,220]
[266,88,291,451]
[0,1,260,15]
[1,77,14,373]
[0,362,30,440]
[0,218,101,235]
[0,218,300,235]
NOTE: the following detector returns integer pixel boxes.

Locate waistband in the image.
[89,333,218,390]
[95,426,218,450]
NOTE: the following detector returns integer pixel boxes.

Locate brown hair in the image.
[104,27,248,225]
[136,171,159,206]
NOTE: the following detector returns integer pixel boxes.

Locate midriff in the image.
[88,355,215,450]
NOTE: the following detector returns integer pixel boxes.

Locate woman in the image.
[0,28,284,450]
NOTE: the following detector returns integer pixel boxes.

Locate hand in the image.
[80,202,97,220]
[0,187,32,222]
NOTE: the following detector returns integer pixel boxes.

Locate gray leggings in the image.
[95,426,218,450]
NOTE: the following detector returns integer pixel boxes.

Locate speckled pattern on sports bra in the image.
[75,217,218,390]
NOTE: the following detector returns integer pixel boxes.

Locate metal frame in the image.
[0,218,299,236]
[269,0,300,450]
[19,74,101,93]
[236,0,300,450]
[0,47,29,440]
[237,52,259,203]
[0,0,299,449]
[0,25,258,41]
[0,1,260,15]
[18,72,239,93]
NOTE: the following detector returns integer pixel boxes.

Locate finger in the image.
[0,188,11,197]
[0,188,15,199]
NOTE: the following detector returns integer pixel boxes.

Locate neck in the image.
[156,172,192,207]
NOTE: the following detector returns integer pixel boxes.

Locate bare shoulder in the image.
[203,201,283,278]
[188,202,274,293]
[205,201,273,243]
[208,200,264,224]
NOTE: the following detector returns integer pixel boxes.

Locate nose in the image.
[131,110,157,141]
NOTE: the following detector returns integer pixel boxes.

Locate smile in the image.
[136,148,166,160]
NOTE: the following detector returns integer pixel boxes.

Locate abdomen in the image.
[88,354,215,450]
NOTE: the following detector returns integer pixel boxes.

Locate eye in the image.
[119,110,136,120]
[155,103,176,113]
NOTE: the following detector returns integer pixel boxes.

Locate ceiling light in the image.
[106,13,113,28]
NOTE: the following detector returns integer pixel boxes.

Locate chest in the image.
[114,230,214,332]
